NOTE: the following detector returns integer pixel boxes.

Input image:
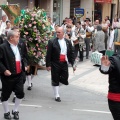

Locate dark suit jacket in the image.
[46,38,75,67]
[0,36,4,45]
[0,41,27,76]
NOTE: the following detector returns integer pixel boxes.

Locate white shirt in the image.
[58,38,68,62]
[109,30,114,49]
[8,42,21,65]
[0,21,6,35]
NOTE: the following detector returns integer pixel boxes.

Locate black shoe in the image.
[93,64,100,67]
[12,97,16,103]
[27,86,32,90]
[86,57,89,59]
[55,97,61,102]
[12,111,19,120]
[4,112,11,119]
[79,59,83,62]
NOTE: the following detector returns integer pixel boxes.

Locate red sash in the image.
[108,92,120,102]
[16,61,21,74]
[59,54,66,62]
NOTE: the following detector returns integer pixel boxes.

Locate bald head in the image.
[95,20,99,25]
[56,27,64,39]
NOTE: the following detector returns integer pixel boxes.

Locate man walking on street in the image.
[0,30,27,119]
[46,27,76,102]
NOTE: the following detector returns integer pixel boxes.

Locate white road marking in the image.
[73,109,110,114]
[0,103,42,108]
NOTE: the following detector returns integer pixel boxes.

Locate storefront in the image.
[94,0,118,23]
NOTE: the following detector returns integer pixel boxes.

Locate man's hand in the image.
[46,67,51,71]
[101,56,111,66]
[25,67,28,71]
[4,70,11,76]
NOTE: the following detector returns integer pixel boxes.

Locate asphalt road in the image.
[0,61,113,120]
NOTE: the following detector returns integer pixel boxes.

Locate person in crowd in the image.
[94,19,100,34]
[108,27,115,50]
[0,30,27,119]
[84,18,94,59]
[112,17,119,29]
[99,50,120,120]
[67,18,76,32]
[113,26,120,53]
[104,16,110,49]
[47,16,55,31]
[61,19,67,31]
[5,20,11,36]
[64,24,73,45]
[0,14,7,35]
[105,16,110,27]
[93,25,105,55]
[46,27,76,102]
[74,21,86,61]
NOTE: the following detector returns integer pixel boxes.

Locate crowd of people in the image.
[0,13,120,120]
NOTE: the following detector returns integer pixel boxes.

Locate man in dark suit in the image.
[11,26,28,103]
[0,30,27,119]
[46,27,76,102]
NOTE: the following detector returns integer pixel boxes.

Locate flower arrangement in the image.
[19,8,53,64]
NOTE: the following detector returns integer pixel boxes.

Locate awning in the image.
[94,0,112,3]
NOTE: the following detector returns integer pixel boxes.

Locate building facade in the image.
[80,0,118,23]
[0,0,119,24]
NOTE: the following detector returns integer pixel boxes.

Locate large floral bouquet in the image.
[19,8,53,64]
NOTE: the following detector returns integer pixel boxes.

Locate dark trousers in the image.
[108,99,120,120]
[99,50,106,56]
[105,32,108,49]
[74,44,83,60]
[84,38,90,58]
[1,72,24,102]
[51,62,68,86]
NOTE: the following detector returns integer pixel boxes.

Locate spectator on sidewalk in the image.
[100,51,120,120]
[46,27,76,102]
[84,18,94,59]
[93,25,105,55]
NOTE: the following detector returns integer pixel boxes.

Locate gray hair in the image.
[97,25,102,31]
[7,30,17,40]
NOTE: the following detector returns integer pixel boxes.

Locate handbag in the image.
[105,50,114,57]
[90,51,102,65]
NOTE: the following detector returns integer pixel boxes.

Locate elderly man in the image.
[46,27,76,102]
[0,30,27,119]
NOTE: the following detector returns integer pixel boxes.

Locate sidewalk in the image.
[68,59,108,95]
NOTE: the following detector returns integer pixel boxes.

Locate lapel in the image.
[6,41,15,57]
[64,38,69,49]
[6,41,22,58]
[55,38,60,50]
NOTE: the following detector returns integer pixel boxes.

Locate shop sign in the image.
[94,0,104,3]
[74,8,84,18]
[94,0,112,3]
[105,0,112,3]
